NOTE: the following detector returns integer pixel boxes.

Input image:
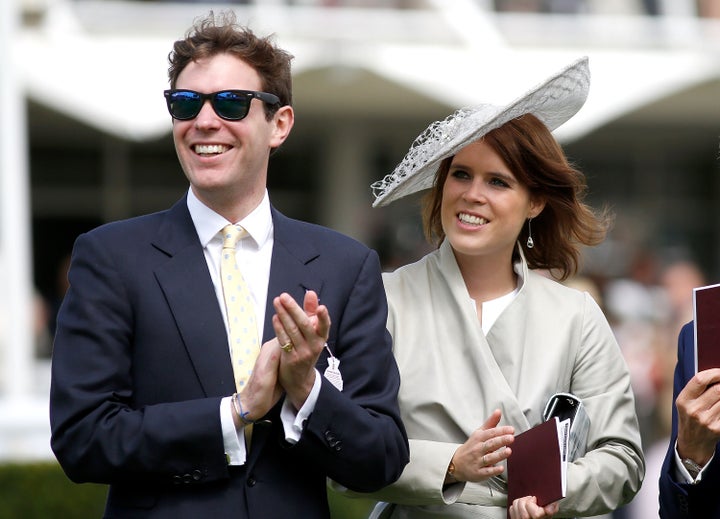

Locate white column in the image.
[102,136,131,222]
[0,2,56,463]
[0,0,34,399]
[319,122,372,243]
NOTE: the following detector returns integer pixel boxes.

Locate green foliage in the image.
[0,462,106,519]
[328,487,377,519]
[0,462,377,519]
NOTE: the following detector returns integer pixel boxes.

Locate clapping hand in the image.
[272,290,331,410]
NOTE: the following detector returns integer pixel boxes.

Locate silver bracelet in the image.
[232,392,255,426]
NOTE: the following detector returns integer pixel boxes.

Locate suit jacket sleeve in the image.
[49,227,231,487]
[659,321,720,518]
[281,245,409,493]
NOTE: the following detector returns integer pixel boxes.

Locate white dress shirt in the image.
[186,188,320,465]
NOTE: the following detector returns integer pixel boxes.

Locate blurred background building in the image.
[1,0,720,515]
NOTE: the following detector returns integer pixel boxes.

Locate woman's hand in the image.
[448,409,514,483]
[509,496,559,519]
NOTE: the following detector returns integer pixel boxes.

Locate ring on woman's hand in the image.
[482,454,487,467]
[280,341,294,353]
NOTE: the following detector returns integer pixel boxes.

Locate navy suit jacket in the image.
[50,196,409,519]
[659,321,720,518]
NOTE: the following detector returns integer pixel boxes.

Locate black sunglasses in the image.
[163,89,281,121]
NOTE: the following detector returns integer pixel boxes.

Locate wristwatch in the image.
[681,457,703,480]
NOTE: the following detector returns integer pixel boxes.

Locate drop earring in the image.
[526,218,534,249]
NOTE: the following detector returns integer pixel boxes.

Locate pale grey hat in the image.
[371,56,590,207]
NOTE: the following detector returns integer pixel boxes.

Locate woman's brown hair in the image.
[422,113,612,281]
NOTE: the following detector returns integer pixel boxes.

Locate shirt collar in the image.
[186,188,273,249]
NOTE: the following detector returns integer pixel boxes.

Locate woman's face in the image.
[441,139,544,264]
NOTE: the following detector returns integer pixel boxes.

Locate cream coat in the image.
[370,240,644,519]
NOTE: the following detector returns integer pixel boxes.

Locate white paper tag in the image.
[323,345,343,391]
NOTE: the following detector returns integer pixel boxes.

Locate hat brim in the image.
[371,56,590,207]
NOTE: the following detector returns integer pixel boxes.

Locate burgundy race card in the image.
[693,283,720,372]
[507,417,567,515]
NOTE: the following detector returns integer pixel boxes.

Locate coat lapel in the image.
[247,208,325,464]
[151,197,236,398]
[261,208,324,342]
[435,241,531,431]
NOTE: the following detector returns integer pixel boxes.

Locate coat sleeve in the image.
[49,230,230,487]
[658,321,720,518]
[557,294,645,516]
[352,438,467,505]
[291,249,409,492]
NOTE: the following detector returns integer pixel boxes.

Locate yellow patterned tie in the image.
[220,224,260,392]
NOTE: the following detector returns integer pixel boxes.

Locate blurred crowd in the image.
[568,246,707,518]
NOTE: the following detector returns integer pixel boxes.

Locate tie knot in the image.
[221,224,245,249]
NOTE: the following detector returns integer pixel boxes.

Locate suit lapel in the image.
[247,208,324,464]
[261,208,324,342]
[152,197,236,398]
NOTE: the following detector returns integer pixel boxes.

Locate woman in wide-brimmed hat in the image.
[364,57,644,519]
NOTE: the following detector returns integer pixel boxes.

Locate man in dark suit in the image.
[49,12,408,519]
[659,321,720,518]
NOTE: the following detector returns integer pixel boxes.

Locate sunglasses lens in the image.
[168,91,202,120]
[213,91,251,120]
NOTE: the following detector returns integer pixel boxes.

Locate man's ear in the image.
[270,105,294,148]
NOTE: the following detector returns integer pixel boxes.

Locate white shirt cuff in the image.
[221,396,247,465]
[674,439,714,483]
[280,369,321,444]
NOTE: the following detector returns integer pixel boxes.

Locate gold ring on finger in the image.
[280,341,294,353]
[482,454,487,467]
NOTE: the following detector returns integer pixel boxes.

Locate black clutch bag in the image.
[542,392,590,462]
